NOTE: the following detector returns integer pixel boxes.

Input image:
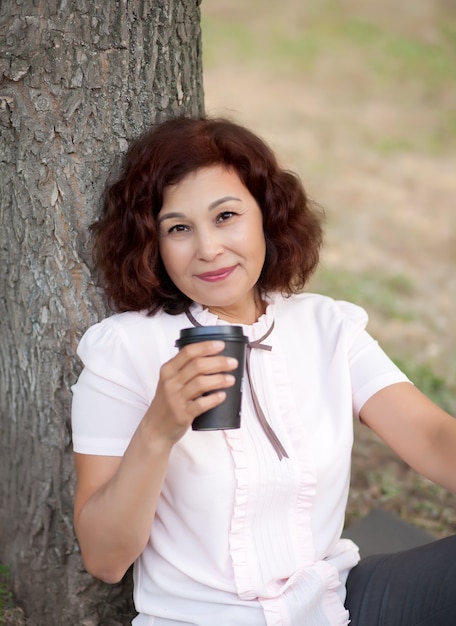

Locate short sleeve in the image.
[336,301,411,416]
[71,319,150,456]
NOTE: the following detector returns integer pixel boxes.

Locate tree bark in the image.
[0,1,204,623]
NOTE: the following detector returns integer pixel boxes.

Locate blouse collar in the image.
[188,293,276,342]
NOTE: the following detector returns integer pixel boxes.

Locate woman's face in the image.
[158,165,266,324]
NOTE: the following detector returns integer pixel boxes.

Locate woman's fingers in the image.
[151,340,239,433]
[179,354,238,391]
[162,341,238,388]
[187,371,236,402]
[166,354,237,404]
[171,340,230,371]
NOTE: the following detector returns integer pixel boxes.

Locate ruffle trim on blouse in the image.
[189,297,321,607]
[187,298,274,334]
[258,562,350,626]
[315,560,351,626]
[266,302,318,571]
[224,428,255,601]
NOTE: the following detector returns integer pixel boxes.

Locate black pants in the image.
[344,535,456,625]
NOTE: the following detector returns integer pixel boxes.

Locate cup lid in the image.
[176,325,248,347]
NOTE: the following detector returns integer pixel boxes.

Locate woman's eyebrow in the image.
[157,211,185,225]
[158,196,242,224]
[208,196,241,211]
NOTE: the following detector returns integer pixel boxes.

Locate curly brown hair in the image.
[91,116,324,315]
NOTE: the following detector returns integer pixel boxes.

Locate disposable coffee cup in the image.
[175,325,248,431]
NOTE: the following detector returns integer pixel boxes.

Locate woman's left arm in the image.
[359,382,456,493]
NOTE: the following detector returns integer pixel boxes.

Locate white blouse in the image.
[71,293,410,626]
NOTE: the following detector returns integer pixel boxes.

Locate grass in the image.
[311,266,416,322]
[0,563,13,624]
[393,360,456,415]
[205,2,456,78]
[202,7,456,81]
[0,563,25,626]
[202,3,456,153]
[363,466,456,535]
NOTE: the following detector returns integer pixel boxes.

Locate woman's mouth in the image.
[196,265,237,282]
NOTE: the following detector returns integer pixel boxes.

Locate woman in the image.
[71,116,456,625]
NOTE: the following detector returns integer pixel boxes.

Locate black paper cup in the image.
[175,325,248,430]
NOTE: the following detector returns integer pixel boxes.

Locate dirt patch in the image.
[2,607,27,626]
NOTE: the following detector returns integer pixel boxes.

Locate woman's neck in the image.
[207,293,267,325]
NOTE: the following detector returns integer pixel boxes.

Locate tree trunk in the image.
[0,1,204,623]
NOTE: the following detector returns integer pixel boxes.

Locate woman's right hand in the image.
[144,340,238,444]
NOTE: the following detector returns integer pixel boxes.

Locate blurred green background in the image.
[202,0,456,414]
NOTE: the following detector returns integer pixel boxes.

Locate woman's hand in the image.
[143,340,238,443]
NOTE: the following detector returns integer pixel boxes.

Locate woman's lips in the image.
[196,265,237,282]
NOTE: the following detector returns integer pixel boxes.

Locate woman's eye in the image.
[216,211,235,223]
[168,224,189,234]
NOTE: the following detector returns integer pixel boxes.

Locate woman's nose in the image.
[195,229,224,260]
